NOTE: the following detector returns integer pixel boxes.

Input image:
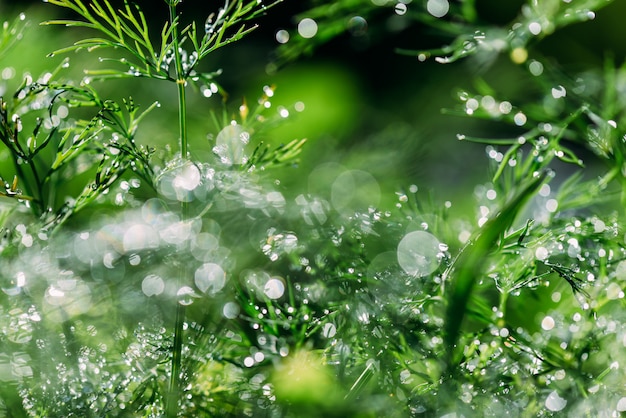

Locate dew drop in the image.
[551,85,566,99]
[275,29,289,44]
[223,302,240,319]
[322,323,337,338]
[397,231,441,277]
[426,0,449,18]
[394,3,407,15]
[298,18,318,39]
[213,123,249,166]
[195,263,226,295]
[142,274,164,297]
[541,315,555,331]
[545,390,567,412]
[263,277,285,299]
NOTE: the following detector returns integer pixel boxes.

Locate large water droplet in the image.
[545,390,567,411]
[297,18,318,38]
[264,277,285,299]
[142,274,164,297]
[195,263,226,295]
[156,158,202,202]
[426,0,449,18]
[397,231,441,277]
[213,123,249,166]
[331,170,380,215]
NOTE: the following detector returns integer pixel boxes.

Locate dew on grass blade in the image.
[275,29,289,44]
[545,390,567,412]
[331,170,380,215]
[397,231,442,277]
[427,0,449,18]
[213,123,250,166]
[156,158,202,202]
[264,277,285,299]
[195,263,226,295]
[298,18,318,38]
[142,274,164,297]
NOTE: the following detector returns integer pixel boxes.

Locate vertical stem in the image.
[166,2,189,416]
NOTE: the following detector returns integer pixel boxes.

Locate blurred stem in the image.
[166,1,188,416]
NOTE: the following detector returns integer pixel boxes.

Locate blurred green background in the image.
[1,0,626,211]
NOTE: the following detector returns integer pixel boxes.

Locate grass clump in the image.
[1,0,626,417]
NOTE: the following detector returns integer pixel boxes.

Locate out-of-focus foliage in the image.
[2,0,626,417]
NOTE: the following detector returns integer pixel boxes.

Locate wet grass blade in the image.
[443,170,551,366]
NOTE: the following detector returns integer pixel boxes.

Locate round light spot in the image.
[275,29,289,44]
[551,85,567,99]
[426,0,449,18]
[535,246,549,260]
[513,112,527,126]
[264,277,285,299]
[541,315,555,331]
[331,170,380,215]
[142,274,164,297]
[528,21,542,35]
[545,390,567,412]
[322,323,337,338]
[195,263,226,295]
[298,18,318,39]
[546,199,558,213]
[394,3,407,15]
[223,302,240,319]
[397,231,442,277]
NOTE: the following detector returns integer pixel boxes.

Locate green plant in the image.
[2,0,626,417]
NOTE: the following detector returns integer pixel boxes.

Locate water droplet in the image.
[347,16,367,36]
[513,112,527,126]
[156,158,203,202]
[331,170,380,215]
[275,29,289,44]
[545,390,567,411]
[535,246,549,260]
[322,323,337,338]
[397,231,442,277]
[541,315,555,331]
[195,263,226,295]
[617,397,626,412]
[426,0,449,18]
[223,302,240,319]
[551,85,566,99]
[298,18,318,39]
[528,60,544,76]
[394,3,407,15]
[177,286,196,305]
[213,123,249,166]
[528,21,542,35]
[264,277,285,299]
[142,274,164,297]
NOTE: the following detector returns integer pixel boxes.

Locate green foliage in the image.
[2,0,626,417]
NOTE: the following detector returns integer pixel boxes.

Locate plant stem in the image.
[166,1,189,416]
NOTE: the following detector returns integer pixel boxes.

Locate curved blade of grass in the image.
[443,169,551,366]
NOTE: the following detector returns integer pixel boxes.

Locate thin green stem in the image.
[166,1,189,416]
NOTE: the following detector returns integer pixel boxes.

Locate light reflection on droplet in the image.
[275,29,289,44]
[426,0,449,18]
[195,263,226,295]
[397,231,441,277]
[551,85,566,99]
[347,16,368,36]
[394,3,407,15]
[545,390,567,412]
[142,274,164,297]
[223,302,240,319]
[541,315,555,331]
[214,123,249,166]
[513,112,527,126]
[298,18,318,38]
[264,277,285,299]
[322,323,337,338]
